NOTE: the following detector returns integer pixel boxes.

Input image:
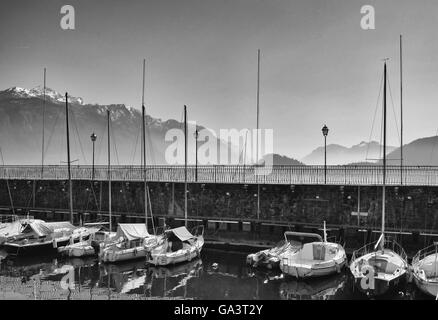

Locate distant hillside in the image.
[301,141,396,165]
[383,135,438,166]
[261,153,304,166]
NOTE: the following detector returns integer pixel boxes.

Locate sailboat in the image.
[349,62,408,296]
[146,105,204,266]
[412,242,438,298]
[100,60,162,263]
[279,222,346,278]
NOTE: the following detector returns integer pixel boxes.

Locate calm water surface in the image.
[0,249,432,300]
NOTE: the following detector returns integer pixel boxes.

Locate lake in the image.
[0,249,433,300]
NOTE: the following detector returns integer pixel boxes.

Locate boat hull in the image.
[101,246,147,263]
[413,274,438,298]
[3,238,71,256]
[280,258,346,278]
[351,273,406,297]
[411,251,438,298]
[63,245,96,258]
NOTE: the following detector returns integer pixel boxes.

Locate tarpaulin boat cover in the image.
[170,227,195,242]
[116,224,150,241]
[45,222,75,232]
[0,220,24,238]
[24,221,53,237]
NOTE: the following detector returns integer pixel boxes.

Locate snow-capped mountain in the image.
[0,86,235,165]
[3,86,84,105]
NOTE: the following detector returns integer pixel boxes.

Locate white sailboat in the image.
[100,60,161,263]
[147,226,204,266]
[349,61,408,296]
[279,221,346,278]
[146,105,204,266]
[412,242,438,298]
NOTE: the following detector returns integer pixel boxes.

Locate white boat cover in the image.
[0,221,23,238]
[23,221,53,237]
[0,219,46,238]
[116,224,150,241]
[170,227,195,241]
[45,221,76,232]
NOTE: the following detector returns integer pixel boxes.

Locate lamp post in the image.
[194,128,199,182]
[90,132,97,181]
[322,125,329,184]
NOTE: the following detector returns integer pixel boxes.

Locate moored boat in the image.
[412,242,438,298]
[349,62,408,297]
[246,231,320,270]
[1,217,41,246]
[100,223,161,263]
[3,220,87,256]
[279,223,346,279]
[349,235,408,296]
[57,225,115,257]
[146,226,204,266]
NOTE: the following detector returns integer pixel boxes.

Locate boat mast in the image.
[142,59,148,231]
[41,68,46,178]
[184,105,188,227]
[400,35,403,185]
[107,109,112,232]
[323,221,327,242]
[256,49,260,220]
[382,61,388,245]
[65,92,73,224]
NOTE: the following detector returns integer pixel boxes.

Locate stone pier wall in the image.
[1,180,438,232]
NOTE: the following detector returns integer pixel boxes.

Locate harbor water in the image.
[0,248,433,300]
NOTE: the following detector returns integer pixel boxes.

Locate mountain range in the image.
[0,86,302,166]
[301,141,397,165]
[300,137,438,166]
[2,86,438,166]
[0,86,210,165]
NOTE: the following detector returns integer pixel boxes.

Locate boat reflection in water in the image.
[279,273,347,300]
[0,249,432,300]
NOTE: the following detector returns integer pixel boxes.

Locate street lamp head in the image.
[90,132,97,142]
[322,125,329,137]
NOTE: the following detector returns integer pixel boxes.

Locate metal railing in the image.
[412,243,438,267]
[1,164,438,186]
[351,237,408,264]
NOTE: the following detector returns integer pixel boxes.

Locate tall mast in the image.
[107,110,112,232]
[400,35,403,185]
[41,68,46,178]
[382,62,387,240]
[256,49,261,220]
[142,59,148,230]
[65,92,73,224]
[184,105,188,227]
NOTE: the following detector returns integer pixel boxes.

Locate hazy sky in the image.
[1,0,437,160]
